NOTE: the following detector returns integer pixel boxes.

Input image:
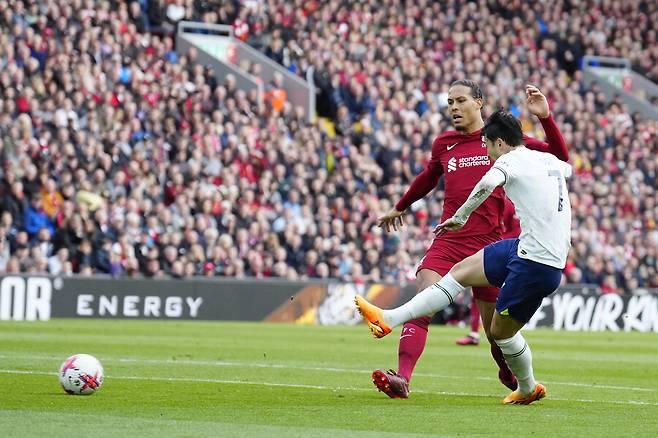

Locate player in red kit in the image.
[373,81,568,398]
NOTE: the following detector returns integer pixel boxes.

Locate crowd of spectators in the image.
[0,0,657,294]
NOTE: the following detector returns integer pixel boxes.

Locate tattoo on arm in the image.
[454,186,493,224]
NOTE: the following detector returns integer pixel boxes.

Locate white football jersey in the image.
[492,147,572,269]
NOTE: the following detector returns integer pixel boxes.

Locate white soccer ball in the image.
[59,354,104,395]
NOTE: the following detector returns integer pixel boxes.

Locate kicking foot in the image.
[372,369,409,399]
[354,295,391,338]
[455,334,480,346]
[498,369,518,391]
[503,383,546,405]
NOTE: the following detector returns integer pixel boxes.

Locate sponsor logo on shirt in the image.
[447,155,490,172]
[459,155,491,167]
[447,157,457,172]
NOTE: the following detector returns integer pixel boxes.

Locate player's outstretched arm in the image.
[434,167,506,236]
[524,85,569,161]
[381,139,444,233]
[377,208,405,232]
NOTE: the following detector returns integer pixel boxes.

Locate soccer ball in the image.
[58,354,104,395]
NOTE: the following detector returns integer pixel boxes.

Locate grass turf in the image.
[0,319,656,437]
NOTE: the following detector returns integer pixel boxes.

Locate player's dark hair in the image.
[450,80,483,100]
[482,110,523,146]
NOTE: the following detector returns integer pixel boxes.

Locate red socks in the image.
[470,303,481,333]
[397,316,432,381]
[491,342,514,380]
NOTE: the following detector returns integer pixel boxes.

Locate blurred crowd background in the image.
[1,0,657,294]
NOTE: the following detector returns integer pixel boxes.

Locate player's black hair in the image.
[450,80,483,100]
[482,110,523,146]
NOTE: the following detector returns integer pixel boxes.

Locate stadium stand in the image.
[0,0,657,294]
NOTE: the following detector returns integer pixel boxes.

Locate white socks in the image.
[495,332,536,394]
[383,273,465,328]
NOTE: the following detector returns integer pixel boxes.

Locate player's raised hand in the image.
[525,84,550,119]
[377,208,405,233]
[433,217,464,236]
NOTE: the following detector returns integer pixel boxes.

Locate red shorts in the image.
[417,235,499,303]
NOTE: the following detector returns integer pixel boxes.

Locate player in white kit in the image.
[356,109,572,405]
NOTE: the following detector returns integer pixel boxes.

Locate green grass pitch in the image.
[0,319,656,437]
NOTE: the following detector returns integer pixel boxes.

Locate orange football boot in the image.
[503,383,546,405]
[354,295,392,338]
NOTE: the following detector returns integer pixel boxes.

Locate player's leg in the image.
[489,249,562,404]
[356,250,489,332]
[452,239,517,389]
[456,297,481,345]
[470,303,481,337]
[397,268,441,380]
[490,312,545,404]
[446,249,490,285]
[474,297,517,390]
[355,240,521,333]
[369,268,440,399]
[388,250,489,326]
[469,238,518,389]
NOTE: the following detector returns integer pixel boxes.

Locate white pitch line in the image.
[0,353,654,393]
[0,368,656,407]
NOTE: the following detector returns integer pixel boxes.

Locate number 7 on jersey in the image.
[548,170,564,212]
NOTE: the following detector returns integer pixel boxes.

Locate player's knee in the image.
[449,262,461,277]
[449,260,466,279]
[489,323,505,341]
[416,270,442,292]
[416,280,435,294]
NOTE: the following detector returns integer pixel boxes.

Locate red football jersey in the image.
[396,115,568,242]
[502,198,521,239]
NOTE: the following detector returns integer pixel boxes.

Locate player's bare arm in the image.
[377,208,405,233]
[433,168,506,236]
